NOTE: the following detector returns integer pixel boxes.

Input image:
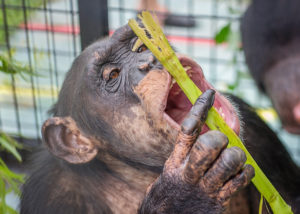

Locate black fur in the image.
[241,0,300,90]
[21,150,113,214]
[241,0,300,135]
[139,175,223,214]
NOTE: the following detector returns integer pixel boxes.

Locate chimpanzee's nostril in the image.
[138,63,151,72]
[149,55,155,63]
[149,56,159,68]
[138,56,158,72]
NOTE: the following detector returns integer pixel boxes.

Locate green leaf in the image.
[0,159,24,182]
[0,178,6,199]
[0,136,22,162]
[0,132,23,150]
[0,54,40,79]
[6,205,18,214]
[214,23,231,44]
[227,84,237,91]
[0,159,24,196]
[0,178,7,214]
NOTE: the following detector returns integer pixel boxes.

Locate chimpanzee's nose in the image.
[138,55,157,72]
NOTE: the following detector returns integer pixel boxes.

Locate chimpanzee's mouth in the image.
[162,55,240,135]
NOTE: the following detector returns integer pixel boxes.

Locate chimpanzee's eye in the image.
[132,38,148,53]
[104,67,121,93]
[137,44,148,53]
[109,68,120,80]
[103,66,120,82]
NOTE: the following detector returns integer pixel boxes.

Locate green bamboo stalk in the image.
[128,11,293,214]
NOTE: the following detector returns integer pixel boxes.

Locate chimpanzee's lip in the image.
[162,54,240,135]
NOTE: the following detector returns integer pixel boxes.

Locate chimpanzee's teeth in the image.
[184,66,192,78]
[183,66,191,71]
[170,79,176,89]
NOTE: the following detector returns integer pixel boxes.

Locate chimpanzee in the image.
[241,0,300,134]
[21,25,300,214]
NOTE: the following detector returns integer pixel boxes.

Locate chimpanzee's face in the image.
[44,25,240,167]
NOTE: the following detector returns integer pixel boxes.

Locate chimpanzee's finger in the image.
[183,131,228,184]
[199,147,246,193]
[164,90,215,172]
[218,165,254,203]
[181,89,215,135]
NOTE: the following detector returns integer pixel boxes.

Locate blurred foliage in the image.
[0,52,38,80]
[215,23,231,44]
[0,50,37,213]
[0,132,24,214]
[214,0,250,94]
[0,0,47,44]
[0,1,47,209]
[214,1,281,129]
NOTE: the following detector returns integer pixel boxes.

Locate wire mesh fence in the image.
[0,0,80,141]
[1,0,300,164]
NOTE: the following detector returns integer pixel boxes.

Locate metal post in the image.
[78,0,109,50]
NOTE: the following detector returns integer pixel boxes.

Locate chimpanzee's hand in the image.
[138,89,254,214]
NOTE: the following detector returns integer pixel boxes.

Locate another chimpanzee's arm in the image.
[139,90,254,214]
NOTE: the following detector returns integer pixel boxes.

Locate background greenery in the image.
[0,132,24,214]
[0,44,35,213]
[0,1,46,211]
[0,0,46,44]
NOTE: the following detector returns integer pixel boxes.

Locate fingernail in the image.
[207,89,215,108]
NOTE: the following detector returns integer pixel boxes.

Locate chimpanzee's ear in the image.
[42,117,98,164]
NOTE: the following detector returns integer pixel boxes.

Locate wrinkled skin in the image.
[241,0,300,134]
[21,25,300,214]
